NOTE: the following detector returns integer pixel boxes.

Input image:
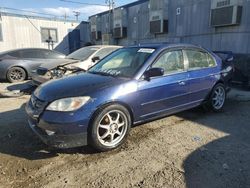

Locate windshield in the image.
[88,47,155,78]
[66,46,100,60]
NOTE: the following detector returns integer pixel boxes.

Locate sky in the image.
[0,0,136,21]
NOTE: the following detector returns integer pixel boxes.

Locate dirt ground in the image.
[0,82,250,188]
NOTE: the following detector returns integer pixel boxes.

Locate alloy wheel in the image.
[8,67,26,82]
[97,110,128,147]
[212,86,225,110]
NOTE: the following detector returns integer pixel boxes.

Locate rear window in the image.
[67,46,100,60]
[7,51,21,58]
[0,51,21,58]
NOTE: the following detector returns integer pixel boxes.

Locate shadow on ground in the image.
[0,103,97,161]
[179,89,250,188]
[6,81,33,91]
[0,87,250,188]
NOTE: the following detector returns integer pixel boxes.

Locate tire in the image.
[206,83,226,112]
[89,104,131,152]
[7,67,26,83]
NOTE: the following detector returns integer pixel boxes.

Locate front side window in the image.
[185,50,216,70]
[89,47,155,78]
[41,28,58,43]
[152,50,184,75]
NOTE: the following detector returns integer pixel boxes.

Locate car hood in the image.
[34,73,128,102]
[39,58,80,70]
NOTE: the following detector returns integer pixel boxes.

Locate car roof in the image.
[0,48,63,55]
[127,43,204,50]
[92,45,122,49]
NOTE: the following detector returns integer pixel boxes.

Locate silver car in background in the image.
[31,45,122,86]
[0,48,65,82]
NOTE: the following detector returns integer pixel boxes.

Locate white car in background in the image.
[32,45,122,85]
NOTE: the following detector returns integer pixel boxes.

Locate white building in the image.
[0,12,90,54]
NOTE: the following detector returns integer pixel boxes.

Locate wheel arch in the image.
[204,80,226,103]
[215,79,225,86]
[88,101,134,131]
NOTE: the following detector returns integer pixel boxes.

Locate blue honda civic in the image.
[26,44,232,151]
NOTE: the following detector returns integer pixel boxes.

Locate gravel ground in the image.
[0,82,250,188]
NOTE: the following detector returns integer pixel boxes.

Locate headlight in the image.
[50,69,65,78]
[46,96,90,112]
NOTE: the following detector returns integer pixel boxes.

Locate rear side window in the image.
[207,54,216,67]
[185,50,216,70]
[7,51,21,58]
[21,50,44,59]
[152,50,184,75]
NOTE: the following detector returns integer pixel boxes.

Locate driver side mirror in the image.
[92,56,100,63]
[144,67,164,80]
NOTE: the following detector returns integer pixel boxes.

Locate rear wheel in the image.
[207,83,226,112]
[7,67,26,83]
[89,104,131,151]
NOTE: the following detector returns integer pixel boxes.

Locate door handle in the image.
[178,81,186,86]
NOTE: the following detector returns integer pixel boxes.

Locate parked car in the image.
[31,45,122,86]
[230,53,250,88]
[0,48,65,82]
[213,51,234,85]
[26,44,232,151]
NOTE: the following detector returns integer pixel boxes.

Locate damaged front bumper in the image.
[25,98,89,149]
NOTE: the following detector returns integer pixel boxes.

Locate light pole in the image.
[73,11,80,21]
[105,0,115,33]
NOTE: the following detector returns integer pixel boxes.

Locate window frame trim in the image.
[40,27,58,43]
[183,48,218,71]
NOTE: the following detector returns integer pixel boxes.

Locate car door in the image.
[184,49,219,103]
[136,49,190,120]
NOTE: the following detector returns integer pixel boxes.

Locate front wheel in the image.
[7,67,26,83]
[207,83,226,112]
[89,104,131,151]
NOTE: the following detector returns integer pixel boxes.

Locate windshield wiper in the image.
[88,71,115,77]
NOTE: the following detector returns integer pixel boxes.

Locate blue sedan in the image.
[26,44,232,151]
